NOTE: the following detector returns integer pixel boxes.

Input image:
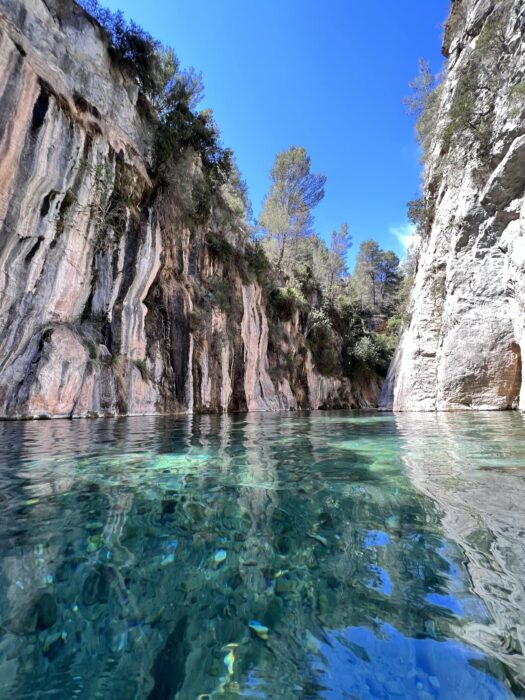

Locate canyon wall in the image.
[382,0,525,411]
[0,0,381,419]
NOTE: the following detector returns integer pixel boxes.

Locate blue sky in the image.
[99,0,450,268]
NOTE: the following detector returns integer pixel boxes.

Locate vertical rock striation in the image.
[382,0,525,411]
[0,0,381,418]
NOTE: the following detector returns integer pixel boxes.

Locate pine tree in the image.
[259,147,326,269]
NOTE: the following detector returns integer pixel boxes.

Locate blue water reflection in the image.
[0,411,523,698]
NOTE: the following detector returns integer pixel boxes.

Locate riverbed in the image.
[0,411,523,698]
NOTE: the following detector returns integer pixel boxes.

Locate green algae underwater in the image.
[0,411,524,699]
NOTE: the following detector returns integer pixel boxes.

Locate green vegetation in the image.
[399,6,513,321]
[79,160,131,248]
[78,0,239,225]
[407,2,512,166]
[259,147,326,269]
[208,277,243,319]
[512,83,525,99]
[407,197,430,238]
[256,148,405,378]
[78,2,407,381]
[441,63,480,153]
[78,0,174,96]
[402,59,442,162]
[268,286,306,321]
[351,241,401,312]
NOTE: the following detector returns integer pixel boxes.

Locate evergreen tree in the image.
[327,223,352,298]
[259,147,326,269]
[352,240,401,311]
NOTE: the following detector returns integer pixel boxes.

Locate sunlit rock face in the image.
[381,0,525,411]
[0,0,381,418]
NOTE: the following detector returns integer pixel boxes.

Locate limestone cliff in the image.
[0,0,381,418]
[382,0,525,411]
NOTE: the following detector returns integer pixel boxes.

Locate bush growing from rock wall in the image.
[155,107,233,190]
[78,0,170,97]
[407,197,432,239]
[441,64,480,153]
[351,334,394,375]
[352,336,380,367]
[206,232,237,261]
[429,6,509,160]
[268,286,306,321]
[244,241,271,282]
[406,1,511,169]
[308,327,341,376]
[78,0,237,225]
[512,83,525,99]
[403,59,443,163]
[208,277,243,319]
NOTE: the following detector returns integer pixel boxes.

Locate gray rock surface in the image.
[382,0,525,411]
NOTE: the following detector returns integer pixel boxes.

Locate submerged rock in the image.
[212,549,227,568]
[81,566,112,607]
[35,593,57,630]
[147,617,188,700]
[248,620,270,641]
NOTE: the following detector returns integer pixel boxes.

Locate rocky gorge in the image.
[1,0,525,420]
[2,2,525,697]
[0,0,381,419]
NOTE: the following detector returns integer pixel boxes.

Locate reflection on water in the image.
[0,411,524,698]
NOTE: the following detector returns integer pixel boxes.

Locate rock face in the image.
[0,0,380,418]
[381,0,525,411]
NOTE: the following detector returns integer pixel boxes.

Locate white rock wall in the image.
[382,0,525,411]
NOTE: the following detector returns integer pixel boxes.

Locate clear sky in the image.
[99,0,450,269]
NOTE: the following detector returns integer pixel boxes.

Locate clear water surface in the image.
[0,411,524,699]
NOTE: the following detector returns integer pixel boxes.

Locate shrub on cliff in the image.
[403,59,443,162]
[268,286,306,321]
[407,2,512,167]
[78,0,169,96]
[77,0,236,222]
[155,106,233,190]
[244,241,271,282]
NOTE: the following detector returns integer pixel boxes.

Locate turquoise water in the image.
[0,411,524,699]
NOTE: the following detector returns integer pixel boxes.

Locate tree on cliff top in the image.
[259,147,326,269]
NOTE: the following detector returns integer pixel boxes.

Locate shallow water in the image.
[0,411,524,699]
